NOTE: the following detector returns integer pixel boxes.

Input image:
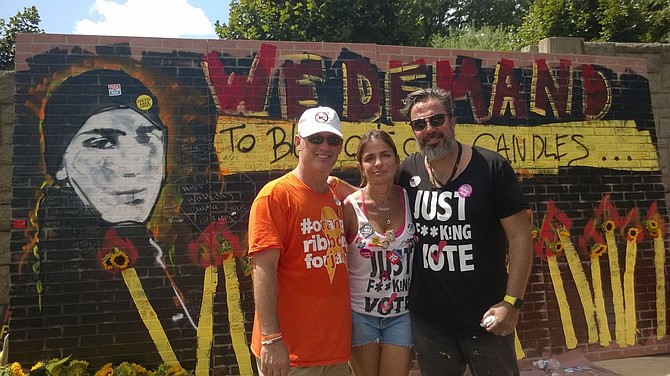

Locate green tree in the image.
[0,6,43,70]
[598,0,647,42]
[518,0,600,46]
[641,0,670,42]
[449,0,530,29]
[431,25,523,51]
[216,0,417,45]
[518,0,655,46]
[216,0,529,47]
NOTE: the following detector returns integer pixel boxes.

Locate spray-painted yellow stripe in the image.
[623,241,638,345]
[560,237,598,343]
[195,265,217,376]
[548,256,578,349]
[605,232,627,346]
[224,257,254,376]
[122,268,180,367]
[654,236,666,339]
[590,256,612,346]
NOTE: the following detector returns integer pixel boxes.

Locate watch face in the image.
[505,295,524,309]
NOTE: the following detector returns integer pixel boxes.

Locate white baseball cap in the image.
[297,106,343,138]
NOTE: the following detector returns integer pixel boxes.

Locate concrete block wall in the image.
[0,34,668,374]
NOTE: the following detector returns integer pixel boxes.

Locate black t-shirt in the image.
[399,146,529,334]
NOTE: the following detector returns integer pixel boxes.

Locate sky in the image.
[1,0,231,39]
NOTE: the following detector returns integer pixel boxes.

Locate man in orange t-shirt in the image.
[248,106,351,376]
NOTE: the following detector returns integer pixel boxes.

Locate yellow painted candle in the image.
[514,330,525,359]
[590,244,612,346]
[122,268,181,367]
[558,228,598,344]
[654,234,666,339]
[623,227,640,346]
[195,265,217,376]
[645,220,666,340]
[224,257,254,376]
[548,254,578,349]
[603,220,627,346]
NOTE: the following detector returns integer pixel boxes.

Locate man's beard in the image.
[419,133,457,162]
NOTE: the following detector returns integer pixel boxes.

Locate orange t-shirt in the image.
[248,172,351,366]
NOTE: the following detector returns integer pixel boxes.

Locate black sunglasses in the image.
[409,113,448,131]
[306,134,343,146]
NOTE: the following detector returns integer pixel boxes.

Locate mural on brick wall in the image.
[10,36,669,375]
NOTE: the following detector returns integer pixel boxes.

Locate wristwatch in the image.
[503,294,525,309]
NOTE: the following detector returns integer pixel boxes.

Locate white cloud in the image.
[74,0,215,38]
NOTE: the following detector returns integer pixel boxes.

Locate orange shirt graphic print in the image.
[321,205,347,283]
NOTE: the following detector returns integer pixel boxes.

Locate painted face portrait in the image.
[56,108,165,224]
[41,69,168,224]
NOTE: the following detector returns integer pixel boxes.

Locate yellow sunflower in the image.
[531,227,539,240]
[94,363,114,376]
[102,248,131,270]
[626,226,640,241]
[602,219,616,234]
[10,363,26,376]
[590,243,608,257]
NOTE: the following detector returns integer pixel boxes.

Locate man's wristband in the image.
[503,294,525,309]
[261,332,283,346]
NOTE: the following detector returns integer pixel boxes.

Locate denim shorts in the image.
[351,310,412,347]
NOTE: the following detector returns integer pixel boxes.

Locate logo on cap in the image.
[315,111,329,123]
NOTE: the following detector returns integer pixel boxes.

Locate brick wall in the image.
[1,34,669,373]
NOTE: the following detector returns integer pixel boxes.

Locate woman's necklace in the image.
[366,187,394,212]
[365,187,396,242]
[428,142,462,187]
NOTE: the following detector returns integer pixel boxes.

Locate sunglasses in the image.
[306,134,343,146]
[409,113,448,131]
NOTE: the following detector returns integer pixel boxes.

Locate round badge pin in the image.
[410,176,421,187]
[136,94,153,111]
[458,184,473,198]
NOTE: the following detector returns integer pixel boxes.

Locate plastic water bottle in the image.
[533,358,560,371]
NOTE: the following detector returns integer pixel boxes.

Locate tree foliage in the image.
[431,25,523,52]
[216,0,418,45]
[641,0,670,43]
[216,0,530,47]
[0,6,43,70]
[449,0,530,29]
[518,0,662,46]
